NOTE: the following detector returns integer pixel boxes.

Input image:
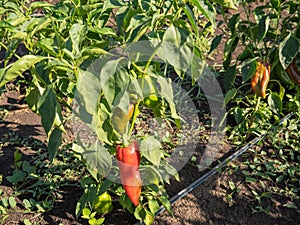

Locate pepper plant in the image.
[218,0,300,141]
[0,0,230,224]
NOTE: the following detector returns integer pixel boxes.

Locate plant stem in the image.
[255,96,261,111]
[129,101,140,135]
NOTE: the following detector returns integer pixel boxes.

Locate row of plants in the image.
[0,0,299,224]
[221,0,299,140]
[218,0,300,215]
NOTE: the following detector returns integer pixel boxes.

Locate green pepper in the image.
[139,75,160,108]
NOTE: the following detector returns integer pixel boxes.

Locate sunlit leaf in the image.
[0,55,46,87]
[140,136,162,166]
[279,33,299,69]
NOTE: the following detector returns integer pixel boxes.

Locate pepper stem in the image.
[129,101,141,137]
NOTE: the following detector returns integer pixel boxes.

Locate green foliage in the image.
[219,0,299,94]
[0,1,218,223]
[226,109,300,212]
[4,141,84,214]
[221,1,299,139]
[220,0,300,215]
[2,0,221,223]
[3,0,298,223]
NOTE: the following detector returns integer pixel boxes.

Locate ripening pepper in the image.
[251,61,270,98]
[116,140,142,206]
[128,103,135,119]
[286,58,300,85]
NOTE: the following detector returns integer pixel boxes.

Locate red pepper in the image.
[116,140,142,206]
[251,61,262,95]
[251,61,270,98]
[260,63,270,98]
[286,58,300,85]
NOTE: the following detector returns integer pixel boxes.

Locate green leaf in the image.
[140,165,163,185]
[6,170,27,184]
[223,35,239,69]
[82,207,91,219]
[29,1,52,11]
[156,76,180,121]
[279,33,299,69]
[134,206,154,225]
[223,88,237,107]
[234,107,243,124]
[223,65,236,92]
[26,82,43,112]
[237,46,254,61]
[158,24,193,72]
[0,21,16,30]
[257,15,270,42]
[241,58,258,82]
[77,70,101,115]
[228,14,240,34]
[140,136,162,166]
[211,0,238,10]
[23,219,32,225]
[22,161,34,174]
[97,59,125,107]
[95,218,105,225]
[73,142,112,180]
[191,54,207,82]
[28,17,51,37]
[209,34,223,54]
[245,176,257,182]
[270,0,280,10]
[119,193,135,214]
[76,192,89,219]
[37,85,57,134]
[158,195,173,216]
[99,179,114,195]
[70,24,88,54]
[1,198,9,207]
[48,128,62,162]
[133,205,144,220]
[148,199,160,214]
[111,106,129,135]
[267,92,282,115]
[183,4,199,37]
[93,103,115,145]
[35,38,57,56]
[143,209,154,225]
[14,150,22,162]
[0,55,46,87]
[190,0,215,25]
[80,47,110,57]
[8,197,16,208]
[23,199,31,209]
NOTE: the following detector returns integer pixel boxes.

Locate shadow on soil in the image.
[0,92,85,224]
